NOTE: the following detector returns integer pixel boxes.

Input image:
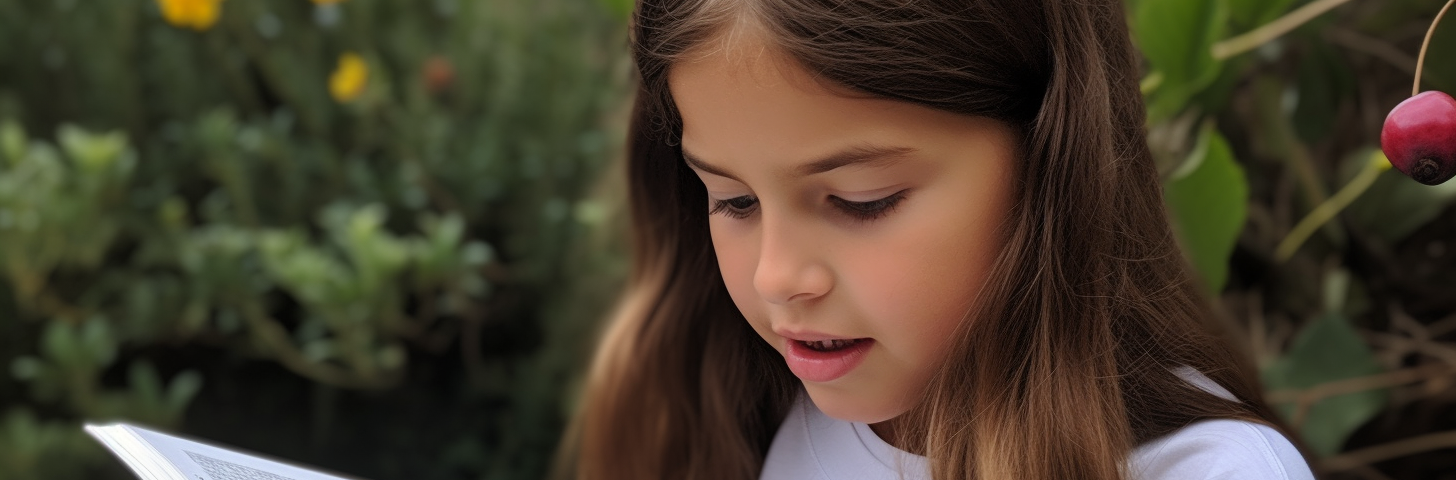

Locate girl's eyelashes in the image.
[708,189,910,222]
[831,189,908,221]
[708,195,759,219]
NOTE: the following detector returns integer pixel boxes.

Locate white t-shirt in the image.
[760,368,1315,480]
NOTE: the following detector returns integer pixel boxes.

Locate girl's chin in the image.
[801,385,907,425]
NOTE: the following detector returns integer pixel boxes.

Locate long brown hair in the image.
[558,1,1297,479]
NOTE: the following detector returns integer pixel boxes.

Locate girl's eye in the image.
[709,195,760,219]
[830,189,908,221]
[709,189,909,222]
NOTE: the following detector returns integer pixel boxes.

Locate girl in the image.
[559,0,1317,479]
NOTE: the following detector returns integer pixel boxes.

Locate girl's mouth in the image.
[799,338,867,352]
[784,338,874,382]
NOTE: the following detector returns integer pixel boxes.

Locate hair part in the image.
[558,1,1299,479]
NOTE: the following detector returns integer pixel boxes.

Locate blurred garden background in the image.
[0,0,1454,478]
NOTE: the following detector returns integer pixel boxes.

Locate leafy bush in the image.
[0,0,628,479]
[1139,0,1456,475]
[4,0,1456,479]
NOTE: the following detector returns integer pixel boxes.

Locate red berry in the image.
[423,55,455,96]
[1381,90,1456,185]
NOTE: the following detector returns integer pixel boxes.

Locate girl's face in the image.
[669,41,1017,425]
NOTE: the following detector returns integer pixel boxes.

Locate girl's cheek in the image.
[709,223,763,319]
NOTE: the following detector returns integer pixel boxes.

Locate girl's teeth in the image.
[806,339,859,351]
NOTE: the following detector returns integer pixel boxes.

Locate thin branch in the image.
[1251,77,1330,231]
[1249,291,1270,368]
[1322,430,1456,472]
[1365,333,1456,368]
[1390,305,1432,341]
[1430,314,1456,339]
[1213,0,1355,60]
[1414,0,1456,95]
[239,302,401,390]
[1274,152,1390,263]
[1266,364,1454,404]
[1324,27,1419,75]
[1282,364,1454,429]
[30,290,87,322]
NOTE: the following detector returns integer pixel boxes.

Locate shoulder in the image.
[1128,418,1315,480]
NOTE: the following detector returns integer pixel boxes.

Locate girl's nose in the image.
[752,213,833,305]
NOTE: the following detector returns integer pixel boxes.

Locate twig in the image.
[1212,0,1355,60]
[29,290,87,322]
[1363,328,1417,369]
[1364,332,1456,368]
[1322,430,1456,472]
[1282,363,1454,429]
[1430,314,1456,339]
[1369,305,1456,367]
[1248,291,1269,368]
[1274,152,1391,263]
[1266,364,1453,404]
[1389,305,1432,341]
[239,302,401,390]
[1414,0,1456,96]
[1252,77,1331,227]
[1324,27,1419,75]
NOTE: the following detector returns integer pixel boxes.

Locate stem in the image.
[1414,0,1456,96]
[1212,0,1354,60]
[1273,152,1392,263]
[1323,430,1456,472]
[239,302,400,390]
[1325,26,1419,75]
[1252,77,1330,214]
[1140,71,1164,95]
[1264,363,1451,405]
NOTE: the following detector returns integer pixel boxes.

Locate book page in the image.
[86,424,183,480]
[123,424,359,480]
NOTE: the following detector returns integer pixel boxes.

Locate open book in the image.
[85,422,361,480]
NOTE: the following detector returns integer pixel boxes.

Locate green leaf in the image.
[166,370,203,412]
[56,124,128,175]
[78,318,116,367]
[1262,312,1386,456]
[1134,0,1228,121]
[40,322,81,368]
[9,356,43,381]
[0,120,24,165]
[1165,123,1247,293]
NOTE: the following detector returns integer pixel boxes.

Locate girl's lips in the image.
[783,338,874,383]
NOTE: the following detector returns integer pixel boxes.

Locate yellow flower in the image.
[156,0,224,31]
[329,52,369,103]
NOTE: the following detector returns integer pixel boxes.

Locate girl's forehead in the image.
[672,57,1011,186]
[669,57,901,177]
[669,40,892,137]
[673,43,812,95]
[671,20,865,98]
[668,24,1015,182]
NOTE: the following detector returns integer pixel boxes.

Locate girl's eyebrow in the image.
[681,143,918,182]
